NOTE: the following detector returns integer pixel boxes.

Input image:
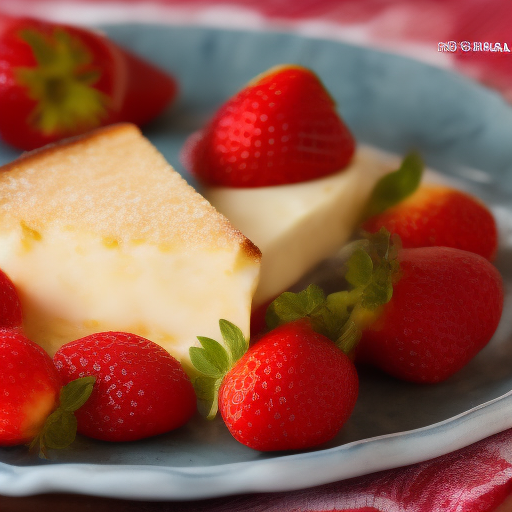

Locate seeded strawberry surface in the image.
[218,320,358,451]
[185,65,355,187]
[0,329,62,445]
[53,332,197,442]
[357,246,504,383]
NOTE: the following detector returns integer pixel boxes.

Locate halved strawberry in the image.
[183,64,356,187]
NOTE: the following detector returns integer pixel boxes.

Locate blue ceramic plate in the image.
[1,24,512,501]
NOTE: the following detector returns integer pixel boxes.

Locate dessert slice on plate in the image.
[0,123,261,372]
[205,146,393,306]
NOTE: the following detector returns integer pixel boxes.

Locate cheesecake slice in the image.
[0,123,261,372]
[204,146,397,307]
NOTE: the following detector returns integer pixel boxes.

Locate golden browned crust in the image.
[0,124,138,174]
[0,123,262,259]
[239,234,262,261]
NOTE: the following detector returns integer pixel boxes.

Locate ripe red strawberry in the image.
[0,268,23,328]
[0,329,62,446]
[0,14,177,151]
[190,318,358,451]
[0,328,94,457]
[182,64,355,187]
[53,332,197,442]
[362,184,498,260]
[354,243,503,383]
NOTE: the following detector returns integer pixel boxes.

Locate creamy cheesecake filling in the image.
[205,146,397,306]
[0,225,259,372]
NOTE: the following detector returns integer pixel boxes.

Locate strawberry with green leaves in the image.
[270,229,504,384]
[54,332,197,442]
[182,64,356,187]
[355,242,504,383]
[0,328,94,457]
[361,152,498,260]
[190,317,358,451]
[0,14,177,150]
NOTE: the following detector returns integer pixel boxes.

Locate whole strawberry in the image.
[183,64,355,187]
[0,329,94,457]
[191,318,358,451]
[356,245,504,383]
[362,185,498,260]
[54,332,197,442]
[0,268,23,328]
[0,14,177,150]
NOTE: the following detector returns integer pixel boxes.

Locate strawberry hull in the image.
[0,15,177,151]
[0,16,126,150]
[357,247,504,383]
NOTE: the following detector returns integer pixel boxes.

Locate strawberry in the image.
[362,184,498,261]
[190,318,358,451]
[0,268,23,328]
[0,14,177,151]
[182,64,355,187]
[266,229,503,384]
[361,152,498,260]
[53,332,197,442]
[115,47,178,128]
[0,328,94,457]
[355,244,504,383]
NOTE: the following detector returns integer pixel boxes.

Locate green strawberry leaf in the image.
[335,320,362,354]
[345,247,373,287]
[358,229,402,310]
[368,228,392,259]
[363,151,423,220]
[19,29,55,66]
[193,376,223,420]
[307,291,351,341]
[30,376,96,458]
[41,409,78,451]
[190,337,230,378]
[219,319,248,364]
[16,28,109,135]
[59,376,95,412]
[361,277,393,310]
[265,284,326,330]
[190,320,250,420]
